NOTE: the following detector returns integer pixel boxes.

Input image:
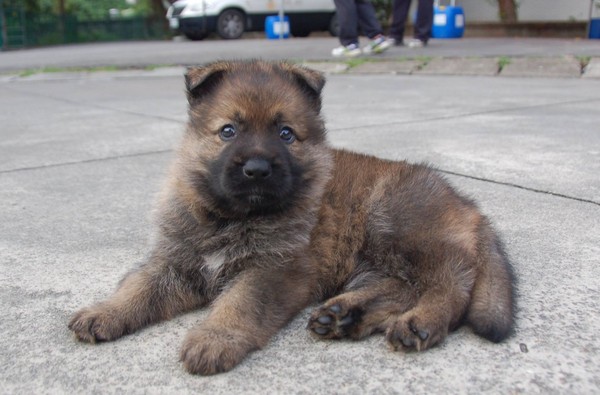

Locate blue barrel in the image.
[265,15,290,39]
[590,19,600,39]
[432,6,465,39]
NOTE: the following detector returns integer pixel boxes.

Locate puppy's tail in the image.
[467,223,516,343]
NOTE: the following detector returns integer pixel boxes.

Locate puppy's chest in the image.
[197,221,302,274]
[202,251,227,272]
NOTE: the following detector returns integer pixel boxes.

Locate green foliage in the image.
[498,56,511,70]
[67,0,127,20]
[1,0,169,49]
[14,0,54,14]
[345,57,371,69]
[576,56,591,69]
[12,0,162,20]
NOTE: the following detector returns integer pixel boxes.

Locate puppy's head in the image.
[178,60,332,218]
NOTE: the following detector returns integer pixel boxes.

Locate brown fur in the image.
[69,60,515,375]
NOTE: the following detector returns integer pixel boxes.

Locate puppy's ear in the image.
[279,63,326,107]
[185,62,231,103]
[283,63,326,95]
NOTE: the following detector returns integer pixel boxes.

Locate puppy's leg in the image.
[385,247,476,351]
[180,264,314,375]
[69,253,205,343]
[308,273,418,340]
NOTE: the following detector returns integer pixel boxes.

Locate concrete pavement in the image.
[1,39,599,393]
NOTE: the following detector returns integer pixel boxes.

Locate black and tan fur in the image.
[69,60,515,375]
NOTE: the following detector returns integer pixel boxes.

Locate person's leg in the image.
[414,0,434,43]
[355,0,383,39]
[354,0,392,54]
[390,0,412,43]
[334,0,360,46]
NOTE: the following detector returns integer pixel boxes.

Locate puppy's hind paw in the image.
[307,301,363,340]
[385,313,446,352]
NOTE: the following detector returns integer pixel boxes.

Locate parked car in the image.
[166,0,338,40]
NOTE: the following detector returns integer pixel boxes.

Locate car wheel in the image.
[217,9,245,39]
[329,13,339,37]
[184,32,208,41]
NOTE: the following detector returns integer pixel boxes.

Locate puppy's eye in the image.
[220,125,236,141]
[279,127,296,144]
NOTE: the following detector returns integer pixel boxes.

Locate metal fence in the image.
[1,7,168,50]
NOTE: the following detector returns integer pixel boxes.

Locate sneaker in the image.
[331,43,361,58]
[406,38,427,48]
[363,35,392,54]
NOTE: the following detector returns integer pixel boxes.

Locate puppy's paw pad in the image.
[386,315,444,352]
[307,302,362,339]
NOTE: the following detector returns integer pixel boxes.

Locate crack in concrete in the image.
[1,148,597,208]
[438,169,600,207]
[2,84,185,125]
[2,79,597,207]
[0,149,173,174]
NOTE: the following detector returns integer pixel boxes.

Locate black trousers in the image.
[390,0,434,43]
[334,0,384,46]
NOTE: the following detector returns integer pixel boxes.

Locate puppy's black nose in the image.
[243,158,272,180]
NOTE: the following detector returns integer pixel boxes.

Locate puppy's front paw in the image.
[68,304,127,343]
[180,327,256,375]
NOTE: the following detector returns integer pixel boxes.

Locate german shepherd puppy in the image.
[69,60,515,375]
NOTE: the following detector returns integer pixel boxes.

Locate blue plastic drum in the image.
[432,6,465,39]
[265,15,290,39]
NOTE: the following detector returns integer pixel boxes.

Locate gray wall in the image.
[437,0,594,22]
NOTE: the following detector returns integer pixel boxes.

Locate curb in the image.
[305,56,598,79]
[1,57,598,82]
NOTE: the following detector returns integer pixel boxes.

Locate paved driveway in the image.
[1,41,599,393]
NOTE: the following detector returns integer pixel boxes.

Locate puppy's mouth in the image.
[235,188,279,206]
